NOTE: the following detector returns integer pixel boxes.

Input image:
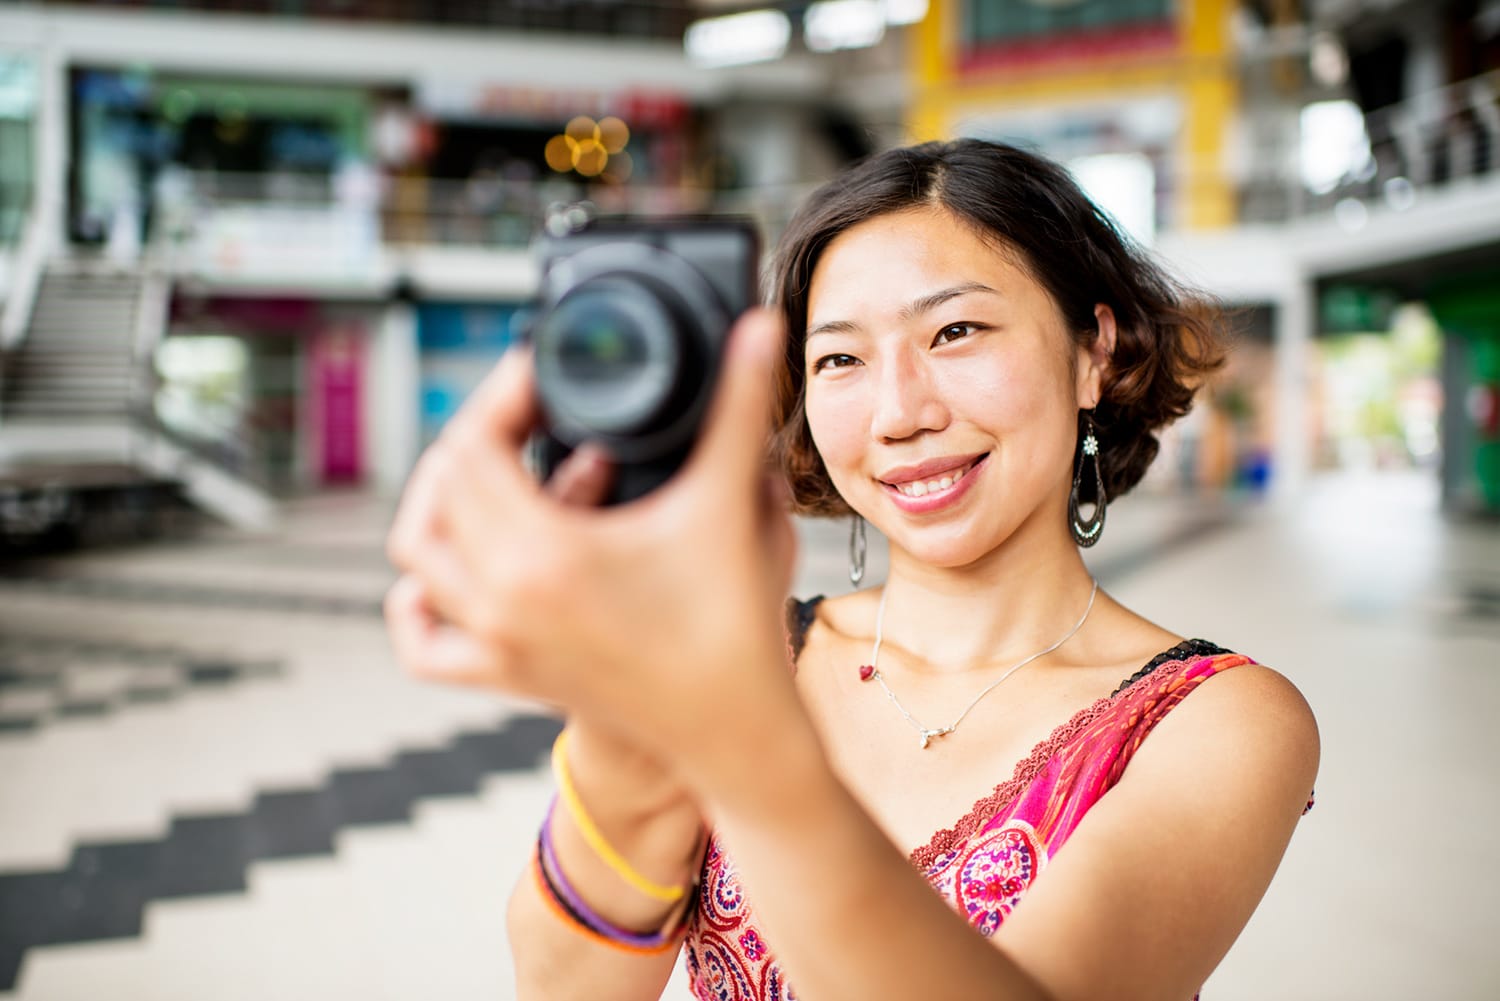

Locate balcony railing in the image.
[40,0,697,42]
[1238,69,1500,224]
[143,169,816,282]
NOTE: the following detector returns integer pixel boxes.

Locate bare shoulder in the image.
[1134,660,1320,805]
[995,660,1320,1001]
[799,588,878,643]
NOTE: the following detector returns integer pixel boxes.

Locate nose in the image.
[869,348,949,443]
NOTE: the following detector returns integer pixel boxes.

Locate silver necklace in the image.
[858,579,1100,749]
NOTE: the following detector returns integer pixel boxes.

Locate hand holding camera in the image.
[529,217,760,504]
[384,278,803,794]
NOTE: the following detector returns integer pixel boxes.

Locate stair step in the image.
[11,350,138,362]
[18,329,135,337]
[6,386,139,398]
[4,409,138,419]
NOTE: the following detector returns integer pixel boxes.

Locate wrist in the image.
[567,720,697,820]
[547,728,706,933]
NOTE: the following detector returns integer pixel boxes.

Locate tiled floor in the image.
[0,473,1495,1000]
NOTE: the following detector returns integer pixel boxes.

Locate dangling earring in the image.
[1070,412,1107,547]
[848,515,867,587]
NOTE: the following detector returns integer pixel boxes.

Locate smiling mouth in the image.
[881,455,987,499]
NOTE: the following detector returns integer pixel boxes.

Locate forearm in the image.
[508,833,688,1001]
[703,728,1053,1001]
[508,727,707,1000]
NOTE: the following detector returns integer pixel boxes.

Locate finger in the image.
[385,575,504,687]
[443,344,542,474]
[397,530,488,638]
[759,471,799,596]
[387,450,446,571]
[679,308,786,498]
[542,442,615,507]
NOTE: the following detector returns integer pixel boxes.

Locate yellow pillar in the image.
[1180,0,1238,229]
[905,0,953,142]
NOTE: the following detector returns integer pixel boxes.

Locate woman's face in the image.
[803,204,1100,569]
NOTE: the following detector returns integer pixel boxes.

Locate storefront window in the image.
[0,51,37,246]
[69,67,372,248]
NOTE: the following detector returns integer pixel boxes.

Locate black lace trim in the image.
[1107,638,1234,698]
[786,595,826,661]
[786,596,1231,695]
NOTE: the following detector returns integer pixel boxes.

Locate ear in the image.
[1075,303,1118,410]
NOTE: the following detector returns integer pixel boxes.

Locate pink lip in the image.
[878,452,989,486]
[879,453,989,514]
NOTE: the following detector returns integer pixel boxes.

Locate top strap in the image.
[784,595,826,664]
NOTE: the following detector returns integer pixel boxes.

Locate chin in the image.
[880,520,1003,571]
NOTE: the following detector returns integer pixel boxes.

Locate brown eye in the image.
[934,323,979,345]
[814,354,860,371]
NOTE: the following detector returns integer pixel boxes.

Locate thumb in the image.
[680,307,786,495]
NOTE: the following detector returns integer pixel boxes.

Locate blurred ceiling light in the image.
[685,9,791,68]
[1334,197,1369,232]
[574,140,608,177]
[544,135,576,173]
[806,0,886,52]
[883,0,928,25]
[1309,32,1349,88]
[566,115,599,144]
[1068,152,1156,246]
[1300,100,1372,194]
[598,116,630,154]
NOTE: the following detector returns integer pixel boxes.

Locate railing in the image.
[0,184,47,351]
[1237,69,1500,224]
[131,68,1500,272]
[0,178,32,250]
[45,0,696,41]
[130,394,277,495]
[146,169,818,264]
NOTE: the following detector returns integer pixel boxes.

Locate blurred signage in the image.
[958,0,1176,77]
[1321,284,1399,334]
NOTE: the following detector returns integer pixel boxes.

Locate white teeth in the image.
[894,461,973,498]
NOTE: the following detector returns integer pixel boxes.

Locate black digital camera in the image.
[528,217,760,505]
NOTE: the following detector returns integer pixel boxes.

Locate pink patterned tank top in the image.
[683,599,1301,1001]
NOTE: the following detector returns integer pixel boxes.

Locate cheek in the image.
[932,352,1048,431]
[805,383,869,484]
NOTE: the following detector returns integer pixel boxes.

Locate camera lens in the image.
[534,278,681,435]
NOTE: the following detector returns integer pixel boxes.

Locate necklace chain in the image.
[865,580,1100,749]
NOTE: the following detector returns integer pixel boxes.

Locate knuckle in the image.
[385,527,414,568]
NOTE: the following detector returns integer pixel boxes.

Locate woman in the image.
[385,139,1319,1001]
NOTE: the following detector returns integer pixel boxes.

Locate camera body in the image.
[528,216,760,504]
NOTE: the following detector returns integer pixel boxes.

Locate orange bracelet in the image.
[530,846,691,956]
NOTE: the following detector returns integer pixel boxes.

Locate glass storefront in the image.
[69,67,375,249]
[0,50,37,246]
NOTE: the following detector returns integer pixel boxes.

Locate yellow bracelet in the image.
[551,729,687,904]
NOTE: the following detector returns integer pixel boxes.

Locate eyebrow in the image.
[805,282,1000,341]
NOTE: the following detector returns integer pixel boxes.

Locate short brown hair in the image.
[768,138,1227,517]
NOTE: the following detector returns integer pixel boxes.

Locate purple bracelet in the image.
[538,797,690,949]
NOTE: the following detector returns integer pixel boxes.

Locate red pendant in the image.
[858,665,875,682]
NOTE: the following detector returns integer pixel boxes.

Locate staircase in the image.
[1,269,142,421]
[0,266,276,533]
